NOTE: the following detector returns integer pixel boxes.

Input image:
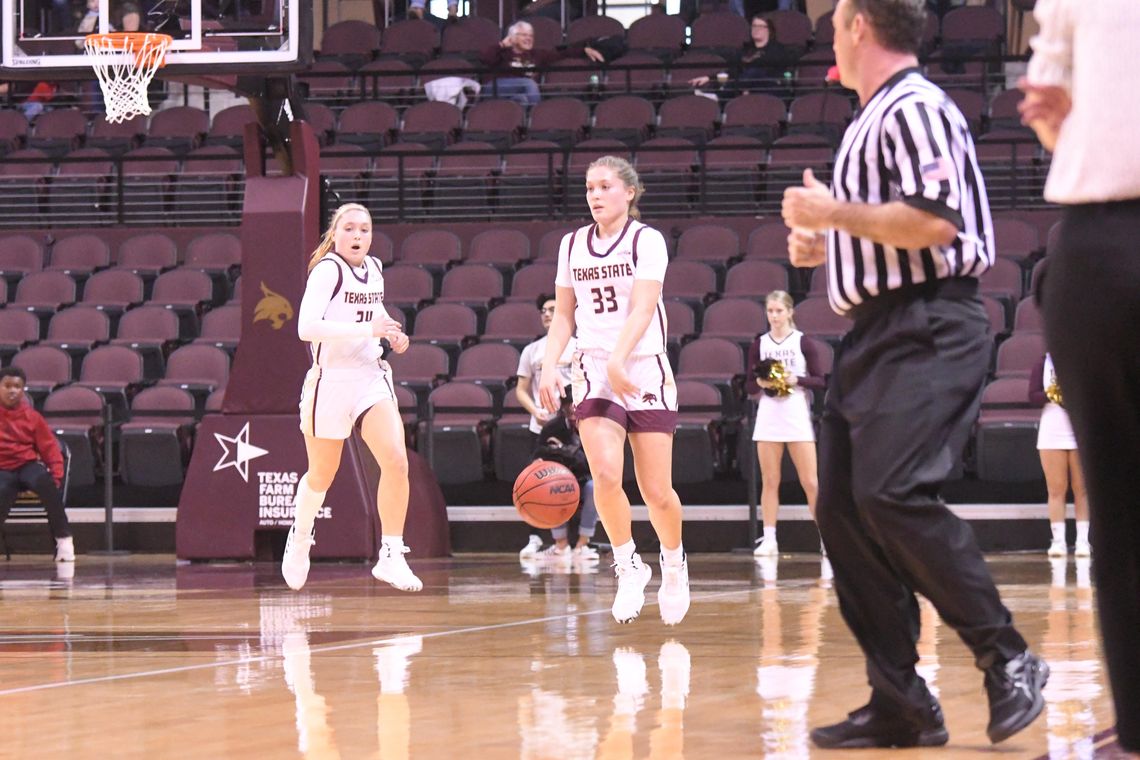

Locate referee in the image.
[781,0,1048,749]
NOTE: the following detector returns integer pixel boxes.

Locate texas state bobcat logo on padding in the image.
[253,282,294,330]
[641,392,658,404]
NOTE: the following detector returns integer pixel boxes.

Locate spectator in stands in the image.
[0,367,74,564]
[747,290,825,557]
[689,14,796,97]
[1028,351,1089,558]
[481,21,604,107]
[519,385,600,564]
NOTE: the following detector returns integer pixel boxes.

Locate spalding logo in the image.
[253,282,294,330]
[550,483,577,494]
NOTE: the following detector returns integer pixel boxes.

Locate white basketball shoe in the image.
[372,544,423,592]
[281,523,315,591]
[658,553,691,626]
[611,554,652,624]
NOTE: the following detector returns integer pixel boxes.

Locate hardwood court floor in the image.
[0,553,1123,759]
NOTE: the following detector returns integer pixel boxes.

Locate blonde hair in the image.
[766,290,796,330]
[586,155,644,221]
[308,203,371,273]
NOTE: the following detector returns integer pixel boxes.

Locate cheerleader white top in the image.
[747,330,826,443]
[1030,353,1077,450]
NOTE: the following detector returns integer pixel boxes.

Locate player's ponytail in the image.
[307,202,371,273]
[766,290,797,330]
[587,155,645,221]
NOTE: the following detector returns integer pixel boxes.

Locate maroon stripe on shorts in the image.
[310,370,322,437]
[576,398,629,429]
[627,410,678,434]
[655,354,669,411]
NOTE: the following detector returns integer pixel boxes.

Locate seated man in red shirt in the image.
[0,367,74,562]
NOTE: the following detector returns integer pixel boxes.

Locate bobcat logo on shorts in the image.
[641,392,658,404]
[253,282,294,330]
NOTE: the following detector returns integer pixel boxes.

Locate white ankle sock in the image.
[1050,521,1065,543]
[1075,520,1089,545]
[661,542,684,565]
[292,475,327,537]
[613,539,636,566]
[763,526,776,543]
[381,535,406,552]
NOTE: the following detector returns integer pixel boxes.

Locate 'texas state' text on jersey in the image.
[827,67,995,314]
[555,218,669,358]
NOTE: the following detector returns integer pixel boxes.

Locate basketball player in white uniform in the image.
[537,155,690,626]
[1030,352,1090,558]
[747,290,825,557]
[282,203,422,593]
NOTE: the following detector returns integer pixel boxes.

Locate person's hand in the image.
[782,168,834,232]
[757,378,773,389]
[387,330,410,354]
[787,226,826,268]
[689,75,710,87]
[786,374,798,386]
[584,46,604,63]
[370,315,403,341]
[537,372,563,413]
[606,358,638,400]
[1017,77,1071,152]
[500,35,512,48]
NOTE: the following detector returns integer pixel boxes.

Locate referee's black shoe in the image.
[809,697,949,749]
[985,651,1050,743]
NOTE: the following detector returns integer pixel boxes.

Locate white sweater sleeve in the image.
[1027,0,1076,90]
[297,259,374,342]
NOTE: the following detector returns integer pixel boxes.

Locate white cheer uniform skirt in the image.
[1037,402,1077,450]
[752,390,815,443]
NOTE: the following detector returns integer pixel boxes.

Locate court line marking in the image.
[0,587,755,697]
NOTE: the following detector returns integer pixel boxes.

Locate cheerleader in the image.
[1029,352,1090,557]
[747,290,825,557]
[537,155,690,626]
[282,203,422,592]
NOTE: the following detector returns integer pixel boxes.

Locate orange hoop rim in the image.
[85,31,173,68]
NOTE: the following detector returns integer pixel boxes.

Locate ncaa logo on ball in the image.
[550,482,576,495]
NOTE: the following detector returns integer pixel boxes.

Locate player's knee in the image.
[305,470,337,493]
[590,464,623,493]
[377,449,408,478]
[640,483,674,509]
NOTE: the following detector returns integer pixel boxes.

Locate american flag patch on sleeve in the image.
[920,157,952,182]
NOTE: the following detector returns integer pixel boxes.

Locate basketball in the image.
[512,460,580,529]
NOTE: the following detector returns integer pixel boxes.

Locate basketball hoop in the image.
[84,32,173,123]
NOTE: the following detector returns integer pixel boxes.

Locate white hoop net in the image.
[84,33,172,123]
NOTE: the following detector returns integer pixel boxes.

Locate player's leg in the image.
[629,430,689,626]
[1040,449,1069,556]
[754,441,784,555]
[282,434,343,590]
[360,399,422,592]
[580,415,649,622]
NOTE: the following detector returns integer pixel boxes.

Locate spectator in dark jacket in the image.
[480,20,603,106]
[0,366,73,563]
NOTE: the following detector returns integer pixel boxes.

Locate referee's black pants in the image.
[1042,201,1140,752]
[816,280,1028,719]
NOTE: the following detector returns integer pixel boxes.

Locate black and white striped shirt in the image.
[826,67,994,314]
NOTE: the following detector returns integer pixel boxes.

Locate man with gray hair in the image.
[781,0,1048,748]
[480,21,603,107]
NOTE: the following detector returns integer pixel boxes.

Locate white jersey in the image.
[517,334,577,434]
[554,219,669,357]
[757,330,808,380]
[297,253,392,370]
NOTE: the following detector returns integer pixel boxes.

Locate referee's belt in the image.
[848,277,978,322]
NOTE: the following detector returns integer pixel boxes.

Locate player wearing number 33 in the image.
[282,203,423,594]
[537,155,690,627]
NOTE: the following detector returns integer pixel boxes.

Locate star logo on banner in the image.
[213,422,269,483]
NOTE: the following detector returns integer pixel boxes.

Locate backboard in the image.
[1,0,311,79]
